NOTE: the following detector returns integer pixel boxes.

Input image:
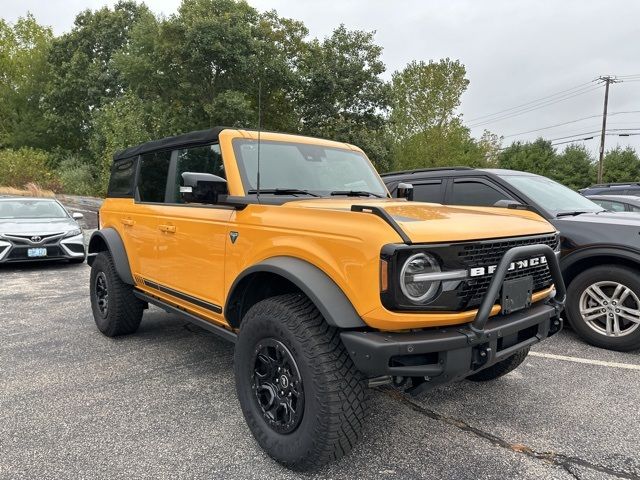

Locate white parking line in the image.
[530,351,640,371]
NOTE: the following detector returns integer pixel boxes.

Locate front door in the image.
[154,144,233,324]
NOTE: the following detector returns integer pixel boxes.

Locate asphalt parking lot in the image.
[1,262,639,480]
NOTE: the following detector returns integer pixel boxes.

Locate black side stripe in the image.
[142,279,222,314]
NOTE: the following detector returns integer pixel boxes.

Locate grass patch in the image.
[0,183,56,198]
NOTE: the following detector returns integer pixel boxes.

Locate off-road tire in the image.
[467,347,529,381]
[566,265,640,351]
[90,251,143,337]
[234,293,369,471]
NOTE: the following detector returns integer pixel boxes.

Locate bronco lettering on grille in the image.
[468,255,547,278]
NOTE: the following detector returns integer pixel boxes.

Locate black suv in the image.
[580,182,640,197]
[383,167,640,351]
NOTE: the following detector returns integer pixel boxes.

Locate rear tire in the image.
[90,251,143,337]
[566,265,640,352]
[467,348,529,381]
[234,293,368,471]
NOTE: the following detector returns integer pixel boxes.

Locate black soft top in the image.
[113,127,227,161]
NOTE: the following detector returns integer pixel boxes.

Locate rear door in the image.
[120,151,171,282]
[154,143,233,321]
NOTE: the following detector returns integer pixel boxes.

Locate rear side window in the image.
[137,151,171,203]
[595,199,625,212]
[450,180,511,207]
[413,181,442,203]
[108,158,137,198]
[171,144,226,203]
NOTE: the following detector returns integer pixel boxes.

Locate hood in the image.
[555,211,640,227]
[552,211,640,250]
[0,217,79,235]
[285,198,555,243]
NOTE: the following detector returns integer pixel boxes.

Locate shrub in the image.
[56,157,99,196]
[0,147,57,189]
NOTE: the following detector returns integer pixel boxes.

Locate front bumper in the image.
[341,244,566,395]
[0,233,85,263]
[342,302,562,394]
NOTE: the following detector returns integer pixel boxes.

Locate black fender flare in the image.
[87,228,134,285]
[225,256,366,329]
[561,245,640,277]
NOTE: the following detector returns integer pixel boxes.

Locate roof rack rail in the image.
[589,182,640,188]
[379,166,473,177]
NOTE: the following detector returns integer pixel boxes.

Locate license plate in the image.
[501,276,533,314]
[27,248,47,258]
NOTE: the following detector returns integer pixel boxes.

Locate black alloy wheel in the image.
[252,338,304,434]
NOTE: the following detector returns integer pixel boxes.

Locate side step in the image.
[134,289,237,343]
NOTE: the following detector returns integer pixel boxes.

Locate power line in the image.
[466,80,595,123]
[468,85,603,128]
[502,110,640,138]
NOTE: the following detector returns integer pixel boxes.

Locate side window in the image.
[629,205,640,212]
[172,144,226,204]
[413,181,443,203]
[450,180,512,207]
[108,157,137,198]
[596,200,625,212]
[137,151,171,203]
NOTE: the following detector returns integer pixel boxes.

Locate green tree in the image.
[0,14,53,149]
[296,25,391,169]
[602,146,640,183]
[388,59,493,170]
[497,138,556,175]
[43,1,153,154]
[555,145,595,189]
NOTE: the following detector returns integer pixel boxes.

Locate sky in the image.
[4,0,640,155]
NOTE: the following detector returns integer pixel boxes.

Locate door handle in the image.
[159,224,176,233]
[121,218,135,226]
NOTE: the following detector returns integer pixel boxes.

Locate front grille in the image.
[457,234,558,308]
[3,232,64,245]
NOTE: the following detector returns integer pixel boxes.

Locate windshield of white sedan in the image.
[0,200,68,219]
[500,175,603,215]
[232,139,388,197]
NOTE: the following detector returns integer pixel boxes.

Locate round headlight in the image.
[400,253,441,303]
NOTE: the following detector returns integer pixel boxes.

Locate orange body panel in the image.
[99,129,558,331]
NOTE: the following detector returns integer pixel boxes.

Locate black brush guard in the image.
[341,244,566,395]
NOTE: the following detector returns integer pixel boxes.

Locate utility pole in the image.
[597,76,621,183]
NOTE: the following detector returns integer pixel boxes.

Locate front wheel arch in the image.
[225,257,366,330]
[562,249,640,287]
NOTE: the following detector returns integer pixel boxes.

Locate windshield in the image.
[232,139,388,197]
[0,199,68,219]
[499,174,603,216]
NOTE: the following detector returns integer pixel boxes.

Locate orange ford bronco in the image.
[88,127,565,470]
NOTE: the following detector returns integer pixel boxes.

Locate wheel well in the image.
[88,234,108,254]
[225,272,303,329]
[564,255,640,286]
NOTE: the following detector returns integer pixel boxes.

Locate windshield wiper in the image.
[247,188,321,197]
[556,211,591,218]
[330,190,385,198]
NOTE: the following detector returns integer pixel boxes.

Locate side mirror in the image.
[493,199,525,209]
[181,172,227,204]
[72,212,84,220]
[397,182,414,201]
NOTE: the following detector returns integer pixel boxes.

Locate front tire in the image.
[566,265,640,351]
[90,251,144,337]
[234,293,368,471]
[467,348,529,381]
